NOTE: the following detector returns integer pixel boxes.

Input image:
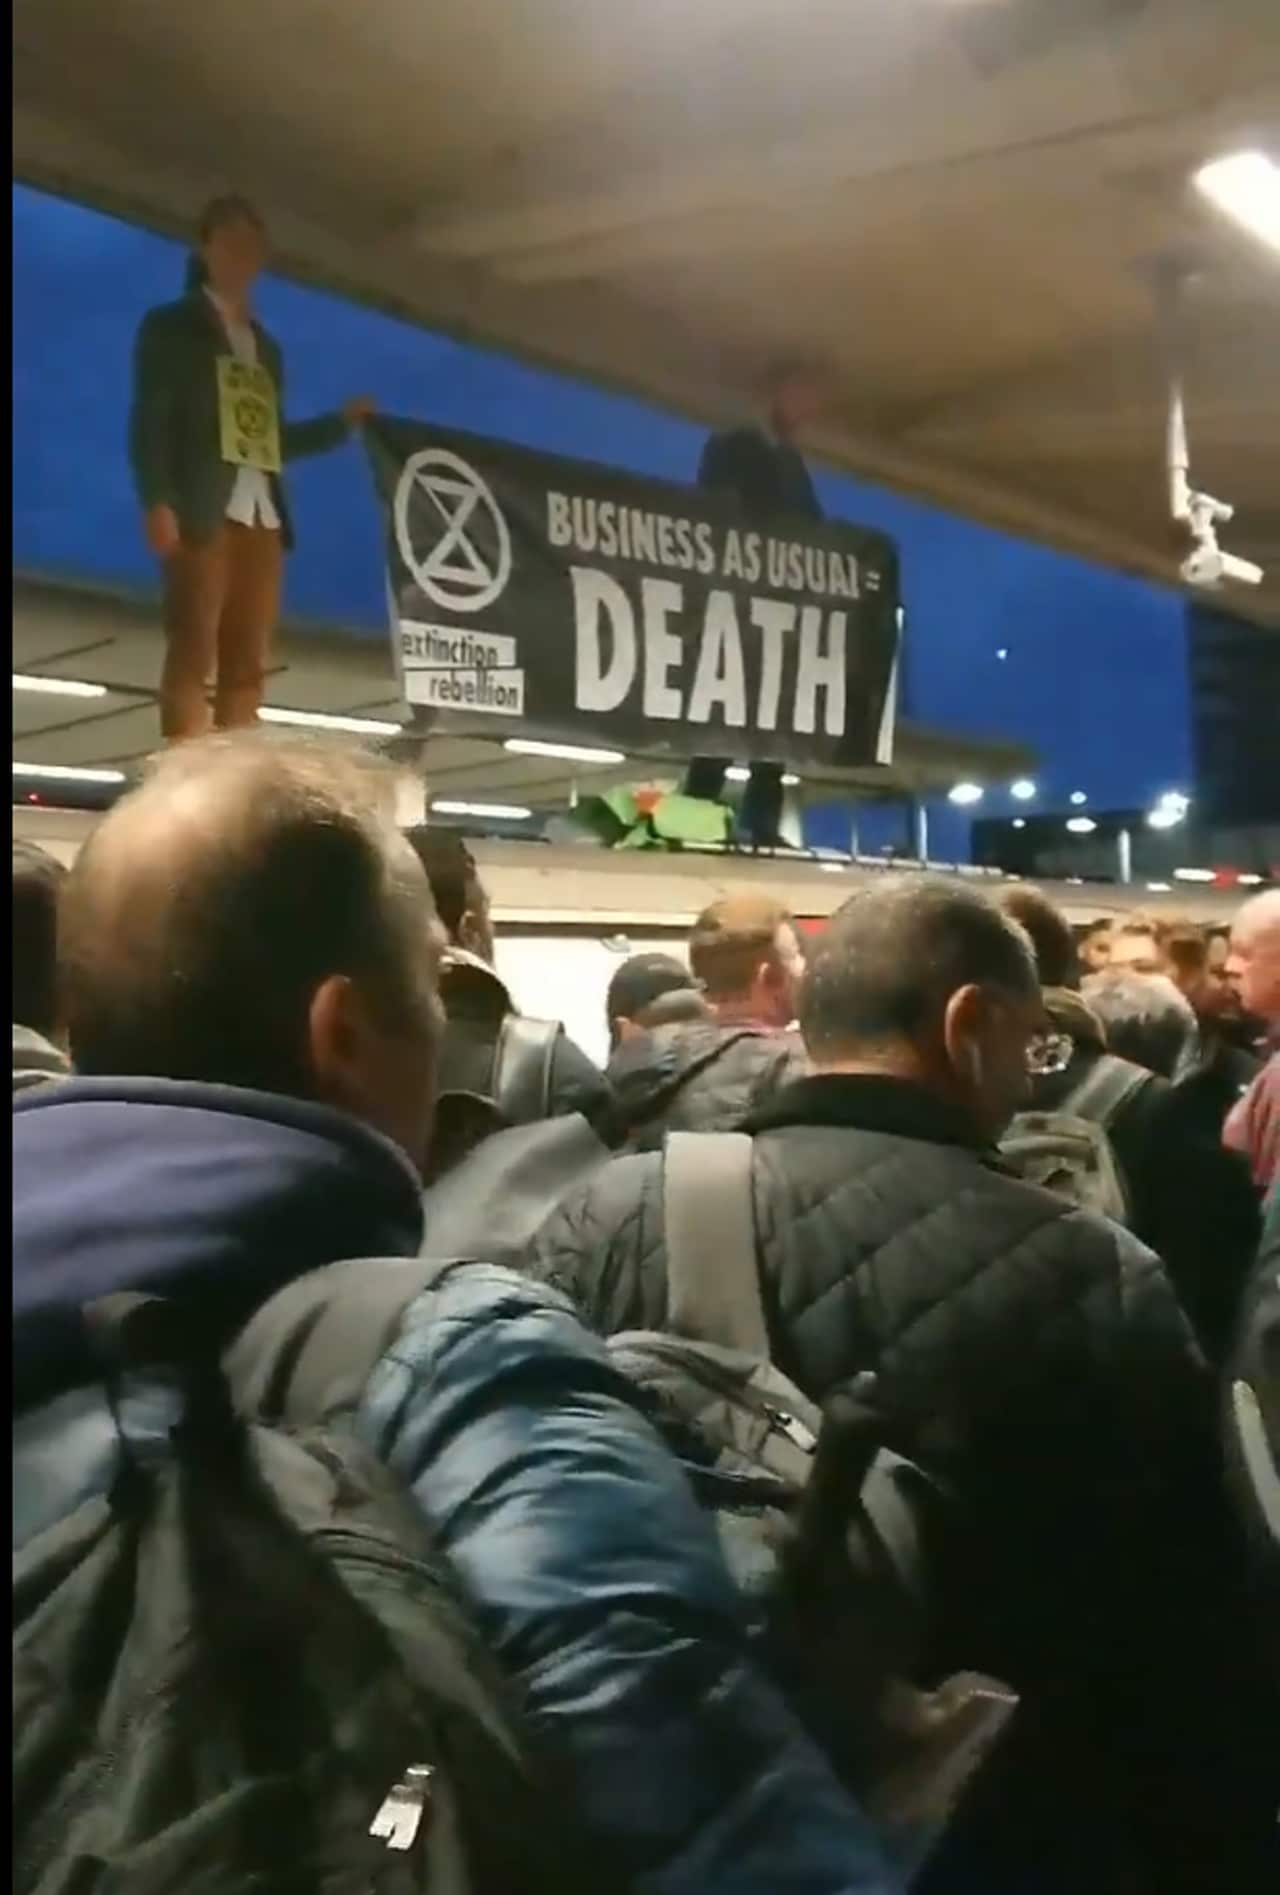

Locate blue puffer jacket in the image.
[12,1079,897,1895]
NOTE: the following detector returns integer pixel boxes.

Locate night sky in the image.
[12,184,1192,858]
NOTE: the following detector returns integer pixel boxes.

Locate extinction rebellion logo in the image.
[393,449,524,716]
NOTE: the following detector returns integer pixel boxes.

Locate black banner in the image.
[367,417,900,768]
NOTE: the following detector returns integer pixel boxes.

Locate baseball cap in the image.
[606,952,699,1024]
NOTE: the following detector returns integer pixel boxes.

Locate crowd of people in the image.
[12,733,1279,1895]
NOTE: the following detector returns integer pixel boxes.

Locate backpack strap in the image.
[224,1254,454,1426]
[664,1131,767,1356]
[1061,1054,1153,1129]
[494,1014,562,1122]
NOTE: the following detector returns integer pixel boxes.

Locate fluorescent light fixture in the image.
[781,773,801,788]
[431,799,532,821]
[1147,807,1182,831]
[1238,873,1264,886]
[1065,816,1097,834]
[13,673,108,699]
[1069,790,1088,806]
[947,781,984,806]
[1194,151,1280,252]
[503,738,624,765]
[1009,778,1036,801]
[258,705,402,737]
[724,766,751,784]
[1146,882,1173,893]
[12,761,126,785]
[1173,867,1215,883]
[1011,817,1027,830]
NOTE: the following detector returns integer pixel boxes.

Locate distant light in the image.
[1173,867,1216,883]
[1011,817,1027,830]
[431,799,532,821]
[504,737,625,765]
[1238,872,1264,886]
[13,673,108,699]
[1147,807,1182,831]
[995,648,1009,662]
[1069,790,1088,806]
[1194,151,1280,253]
[781,773,801,788]
[259,705,402,737]
[11,761,126,784]
[724,766,751,784]
[1147,789,1190,831]
[1146,882,1173,893]
[1066,816,1097,834]
[820,862,846,874]
[948,781,984,806]
[1009,778,1037,801]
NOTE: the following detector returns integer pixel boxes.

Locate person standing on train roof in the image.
[129,194,375,742]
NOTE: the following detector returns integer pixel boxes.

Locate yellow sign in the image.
[216,356,282,474]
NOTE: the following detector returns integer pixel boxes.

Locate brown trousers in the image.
[161,521,284,741]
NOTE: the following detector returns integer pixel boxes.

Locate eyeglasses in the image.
[1026,1030,1074,1077]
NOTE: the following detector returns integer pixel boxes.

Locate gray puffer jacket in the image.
[606,1019,807,1151]
[527,1072,1277,1893]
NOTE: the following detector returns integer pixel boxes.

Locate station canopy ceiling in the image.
[15,0,1280,626]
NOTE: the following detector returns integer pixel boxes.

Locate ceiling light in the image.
[1069,790,1088,806]
[947,782,984,806]
[13,673,108,699]
[724,766,751,784]
[1237,873,1264,886]
[1194,151,1280,252]
[995,648,1009,662]
[1009,778,1036,801]
[258,705,402,737]
[1173,867,1215,883]
[11,761,126,784]
[503,738,625,765]
[431,799,532,821]
[781,773,801,788]
[1146,882,1172,893]
[1011,817,1027,830]
[1147,806,1183,831]
[1065,816,1097,834]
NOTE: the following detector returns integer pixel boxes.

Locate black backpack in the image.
[13,1288,597,1895]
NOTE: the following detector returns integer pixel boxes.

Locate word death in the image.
[571,569,847,736]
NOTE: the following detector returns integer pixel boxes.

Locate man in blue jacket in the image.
[12,730,896,1895]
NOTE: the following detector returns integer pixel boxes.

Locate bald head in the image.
[62,734,443,1165]
[1226,888,1280,1027]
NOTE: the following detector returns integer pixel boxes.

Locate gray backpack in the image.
[1001,1058,1153,1225]
[610,1134,1015,1848]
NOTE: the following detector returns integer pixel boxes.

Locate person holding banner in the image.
[688,360,828,845]
[129,194,374,740]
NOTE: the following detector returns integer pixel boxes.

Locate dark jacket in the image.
[527,1073,1276,1892]
[12,1023,69,1095]
[698,426,823,524]
[606,1019,807,1151]
[129,293,350,547]
[12,1078,894,1895]
[1037,994,1260,1362]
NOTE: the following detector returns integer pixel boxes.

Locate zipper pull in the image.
[765,1405,818,1453]
[370,1764,434,1852]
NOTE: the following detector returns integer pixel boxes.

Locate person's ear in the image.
[306,973,379,1119]
[457,906,492,963]
[942,982,986,1085]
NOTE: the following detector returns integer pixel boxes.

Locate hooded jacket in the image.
[12,1077,896,1895]
[527,1072,1276,1891]
[606,1019,807,1151]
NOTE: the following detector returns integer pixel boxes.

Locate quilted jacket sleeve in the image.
[358,1263,897,1895]
[522,1149,668,1333]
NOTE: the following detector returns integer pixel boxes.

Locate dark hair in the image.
[689,893,794,1000]
[802,875,1038,1059]
[13,841,67,1038]
[1001,886,1077,989]
[63,735,438,1095]
[1157,920,1209,981]
[185,193,266,292]
[1081,971,1198,1079]
[404,829,483,945]
[606,952,697,1026]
